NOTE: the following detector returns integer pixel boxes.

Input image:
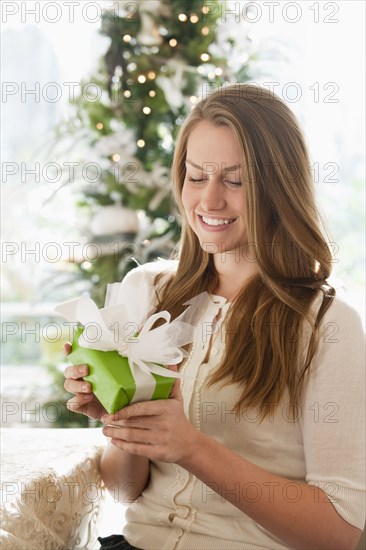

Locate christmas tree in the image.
[53,0,254,306]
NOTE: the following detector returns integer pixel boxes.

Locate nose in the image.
[201,179,226,212]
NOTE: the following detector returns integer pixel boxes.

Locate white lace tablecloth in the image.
[1,428,108,550]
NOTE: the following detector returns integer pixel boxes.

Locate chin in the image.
[200,237,251,258]
[199,239,235,254]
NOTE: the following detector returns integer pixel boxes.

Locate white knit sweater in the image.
[119,261,365,550]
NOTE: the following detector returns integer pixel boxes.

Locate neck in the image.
[212,249,259,301]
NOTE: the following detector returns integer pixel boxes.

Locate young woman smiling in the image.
[64,84,365,550]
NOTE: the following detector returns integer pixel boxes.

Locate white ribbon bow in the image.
[55,279,210,403]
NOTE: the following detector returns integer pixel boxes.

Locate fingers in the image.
[106,401,166,423]
[102,425,154,445]
[66,395,102,420]
[169,378,181,399]
[166,365,182,399]
[64,363,89,379]
[106,433,169,461]
[167,364,178,372]
[64,364,90,394]
[109,439,154,457]
[102,415,156,429]
[66,393,93,411]
[64,342,72,355]
[64,378,91,394]
[63,360,106,421]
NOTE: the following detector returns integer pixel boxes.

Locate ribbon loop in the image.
[55,280,212,403]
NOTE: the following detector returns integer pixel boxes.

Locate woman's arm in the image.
[101,381,363,550]
[63,346,150,504]
[178,430,362,550]
[100,441,149,504]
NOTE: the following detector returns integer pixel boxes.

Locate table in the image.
[1,428,109,550]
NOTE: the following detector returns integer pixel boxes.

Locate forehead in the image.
[186,120,242,168]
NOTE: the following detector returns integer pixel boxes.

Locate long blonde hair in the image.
[157,84,335,421]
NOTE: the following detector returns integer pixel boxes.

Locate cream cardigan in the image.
[118,260,365,550]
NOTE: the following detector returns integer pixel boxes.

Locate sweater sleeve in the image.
[105,259,177,309]
[299,296,366,529]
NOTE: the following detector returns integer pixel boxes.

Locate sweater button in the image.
[177,507,189,518]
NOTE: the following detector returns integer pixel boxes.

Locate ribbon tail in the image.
[133,359,197,382]
[128,359,157,404]
[143,362,183,379]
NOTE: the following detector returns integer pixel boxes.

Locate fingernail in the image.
[79,365,87,375]
[82,383,89,392]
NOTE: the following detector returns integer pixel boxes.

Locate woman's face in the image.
[181,120,248,255]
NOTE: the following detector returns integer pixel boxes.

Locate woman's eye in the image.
[188,177,205,183]
[187,176,241,186]
[225,180,241,186]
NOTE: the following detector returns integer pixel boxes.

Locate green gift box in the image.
[68,327,175,414]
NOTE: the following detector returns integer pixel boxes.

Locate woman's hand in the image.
[63,342,106,420]
[101,369,200,464]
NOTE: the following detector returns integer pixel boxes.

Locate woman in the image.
[64,84,365,550]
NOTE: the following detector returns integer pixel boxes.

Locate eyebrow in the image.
[186,159,241,171]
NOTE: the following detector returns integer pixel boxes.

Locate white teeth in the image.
[201,216,234,226]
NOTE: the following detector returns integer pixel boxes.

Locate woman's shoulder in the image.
[307,288,365,368]
[122,259,178,287]
[312,286,364,334]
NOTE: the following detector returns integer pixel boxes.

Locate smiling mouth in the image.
[199,215,237,226]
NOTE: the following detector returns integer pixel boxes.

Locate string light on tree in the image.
[123,34,131,42]
[138,74,147,83]
[178,13,188,22]
[137,139,145,148]
[124,90,132,98]
[169,38,177,47]
[96,122,104,130]
[202,6,210,14]
[215,68,223,76]
[147,71,156,80]
[149,90,156,97]
[112,153,121,162]
[201,26,209,36]
[190,14,199,23]
[143,107,151,115]
[159,26,168,36]
[200,53,210,62]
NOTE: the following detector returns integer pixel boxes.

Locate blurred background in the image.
[1,0,365,428]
